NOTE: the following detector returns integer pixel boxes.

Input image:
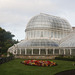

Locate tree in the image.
[0,27,18,54]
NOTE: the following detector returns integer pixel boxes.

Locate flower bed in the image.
[21,60,57,67]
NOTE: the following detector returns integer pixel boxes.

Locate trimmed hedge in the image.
[0,56,14,64]
[55,57,75,61]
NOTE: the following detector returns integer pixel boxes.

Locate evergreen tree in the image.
[0,27,18,54]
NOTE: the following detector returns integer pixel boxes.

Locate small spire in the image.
[40,13,43,14]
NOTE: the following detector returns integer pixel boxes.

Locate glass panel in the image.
[19,39,59,47]
[40,49,46,55]
[27,49,32,55]
[17,49,20,55]
[51,31,53,38]
[33,49,39,55]
[21,49,25,55]
[60,49,64,55]
[41,31,43,37]
[48,49,53,54]
[71,49,75,56]
[55,49,59,55]
[65,49,70,55]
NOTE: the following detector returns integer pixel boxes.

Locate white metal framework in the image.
[8,13,75,57]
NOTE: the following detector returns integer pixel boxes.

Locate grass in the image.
[0,59,75,75]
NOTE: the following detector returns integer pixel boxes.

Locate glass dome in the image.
[26,13,72,31]
[17,39,59,47]
[25,13,72,40]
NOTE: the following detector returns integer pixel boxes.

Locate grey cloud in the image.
[0,0,75,40]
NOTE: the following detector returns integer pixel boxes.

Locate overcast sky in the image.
[0,0,75,41]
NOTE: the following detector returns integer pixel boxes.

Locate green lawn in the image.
[0,59,75,75]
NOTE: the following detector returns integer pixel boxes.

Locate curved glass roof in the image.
[17,39,59,48]
[26,13,72,31]
[60,30,75,47]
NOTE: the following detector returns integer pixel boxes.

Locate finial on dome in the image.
[40,13,45,15]
[40,13,43,14]
[40,13,50,16]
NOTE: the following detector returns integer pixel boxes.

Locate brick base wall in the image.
[15,55,58,59]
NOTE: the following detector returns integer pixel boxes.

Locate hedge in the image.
[0,56,14,64]
[55,57,75,61]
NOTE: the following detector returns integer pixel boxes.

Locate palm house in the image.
[8,13,75,59]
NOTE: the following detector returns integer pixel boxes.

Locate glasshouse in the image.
[8,13,75,59]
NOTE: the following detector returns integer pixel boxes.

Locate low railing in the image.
[0,56,14,64]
